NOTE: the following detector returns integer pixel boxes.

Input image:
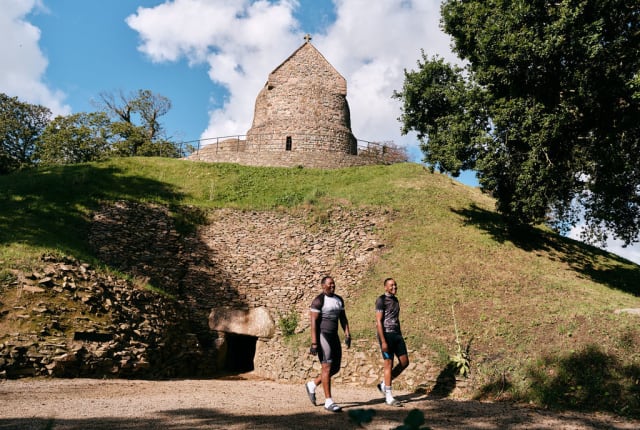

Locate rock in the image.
[209,307,275,338]
[2,203,392,383]
[22,285,45,293]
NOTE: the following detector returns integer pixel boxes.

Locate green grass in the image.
[1,157,640,417]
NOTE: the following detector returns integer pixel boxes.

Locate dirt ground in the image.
[0,376,638,430]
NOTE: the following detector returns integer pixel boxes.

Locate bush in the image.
[277,309,299,336]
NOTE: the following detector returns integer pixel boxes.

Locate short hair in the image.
[384,277,394,286]
[321,276,333,285]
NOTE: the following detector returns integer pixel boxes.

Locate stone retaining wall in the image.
[188,143,381,168]
[0,255,212,379]
[1,201,458,392]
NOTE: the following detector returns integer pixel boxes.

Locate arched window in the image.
[285,136,292,151]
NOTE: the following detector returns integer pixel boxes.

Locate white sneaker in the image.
[386,397,403,407]
[305,382,316,405]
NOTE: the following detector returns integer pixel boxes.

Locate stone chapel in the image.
[246,34,357,157]
[189,35,383,168]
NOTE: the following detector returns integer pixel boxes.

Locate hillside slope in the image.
[0,158,638,417]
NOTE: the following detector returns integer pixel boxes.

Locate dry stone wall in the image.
[1,201,447,390]
[89,201,186,295]
[0,255,210,379]
[182,207,388,318]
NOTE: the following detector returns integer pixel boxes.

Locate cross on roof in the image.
[304,34,312,43]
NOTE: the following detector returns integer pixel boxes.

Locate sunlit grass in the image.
[1,156,639,416]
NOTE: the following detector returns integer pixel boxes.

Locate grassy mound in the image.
[1,157,638,417]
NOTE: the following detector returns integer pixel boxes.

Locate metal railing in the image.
[180,133,400,160]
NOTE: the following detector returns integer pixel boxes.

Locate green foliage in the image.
[393,54,489,176]
[1,89,180,175]
[130,89,171,142]
[396,0,640,246]
[449,305,471,378]
[92,90,180,158]
[97,89,175,157]
[109,121,149,156]
[277,308,299,336]
[109,119,179,158]
[37,112,112,165]
[0,93,51,173]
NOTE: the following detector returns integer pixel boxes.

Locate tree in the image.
[0,93,51,174]
[96,89,175,156]
[36,112,112,165]
[131,89,171,142]
[395,0,640,245]
[109,121,180,158]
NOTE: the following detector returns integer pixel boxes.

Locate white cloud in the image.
[126,0,242,64]
[127,0,301,138]
[318,0,457,143]
[0,0,70,115]
[126,0,455,143]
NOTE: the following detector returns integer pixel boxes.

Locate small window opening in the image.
[285,136,292,151]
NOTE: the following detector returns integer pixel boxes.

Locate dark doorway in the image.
[285,136,292,151]
[224,333,257,372]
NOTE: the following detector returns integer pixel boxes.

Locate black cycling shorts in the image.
[379,331,407,359]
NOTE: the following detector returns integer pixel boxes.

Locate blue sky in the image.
[1,0,638,265]
[5,0,455,151]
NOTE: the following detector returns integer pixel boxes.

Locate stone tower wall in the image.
[246,42,357,157]
[185,41,401,168]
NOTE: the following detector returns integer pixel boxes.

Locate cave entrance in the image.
[224,333,257,372]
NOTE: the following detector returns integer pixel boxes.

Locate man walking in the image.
[305,276,351,412]
[375,277,409,406]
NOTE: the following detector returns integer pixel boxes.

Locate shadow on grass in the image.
[0,162,240,377]
[428,363,458,399]
[477,344,640,419]
[0,163,193,258]
[451,204,639,296]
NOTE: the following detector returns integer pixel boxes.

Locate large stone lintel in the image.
[209,307,275,338]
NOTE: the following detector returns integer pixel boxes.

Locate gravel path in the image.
[0,377,637,429]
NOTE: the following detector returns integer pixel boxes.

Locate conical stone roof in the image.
[246,36,357,155]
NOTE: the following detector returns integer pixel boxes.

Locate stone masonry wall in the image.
[181,207,388,319]
[2,201,452,392]
[0,255,212,379]
[188,143,378,168]
[246,42,357,158]
[180,206,446,390]
[87,201,399,384]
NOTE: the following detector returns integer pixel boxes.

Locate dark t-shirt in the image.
[375,293,401,333]
[310,293,345,333]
